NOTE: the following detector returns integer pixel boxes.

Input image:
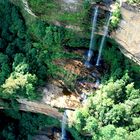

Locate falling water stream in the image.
[96,13,111,66]
[61,111,67,140]
[61,7,111,140]
[85,6,98,68]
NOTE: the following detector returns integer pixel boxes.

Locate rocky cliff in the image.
[112,5,140,65]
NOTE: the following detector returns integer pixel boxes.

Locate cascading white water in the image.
[61,111,67,140]
[119,0,122,7]
[94,78,100,88]
[85,6,98,68]
[96,13,111,66]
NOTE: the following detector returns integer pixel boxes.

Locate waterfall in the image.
[119,0,122,7]
[96,13,111,66]
[61,111,67,140]
[85,6,98,68]
[95,78,100,88]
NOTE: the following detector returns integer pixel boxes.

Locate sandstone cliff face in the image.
[18,99,63,120]
[112,6,140,65]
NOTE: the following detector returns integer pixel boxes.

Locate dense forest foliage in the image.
[0,0,140,140]
[0,0,81,100]
[0,0,42,99]
[73,73,140,139]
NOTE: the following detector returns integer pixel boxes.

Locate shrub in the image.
[110,3,121,28]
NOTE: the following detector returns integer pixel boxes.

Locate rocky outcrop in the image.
[41,83,81,110]
[0,98,63,120]
[17,99,63,120]
[0,97,79,122]
[112,6,140,65]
